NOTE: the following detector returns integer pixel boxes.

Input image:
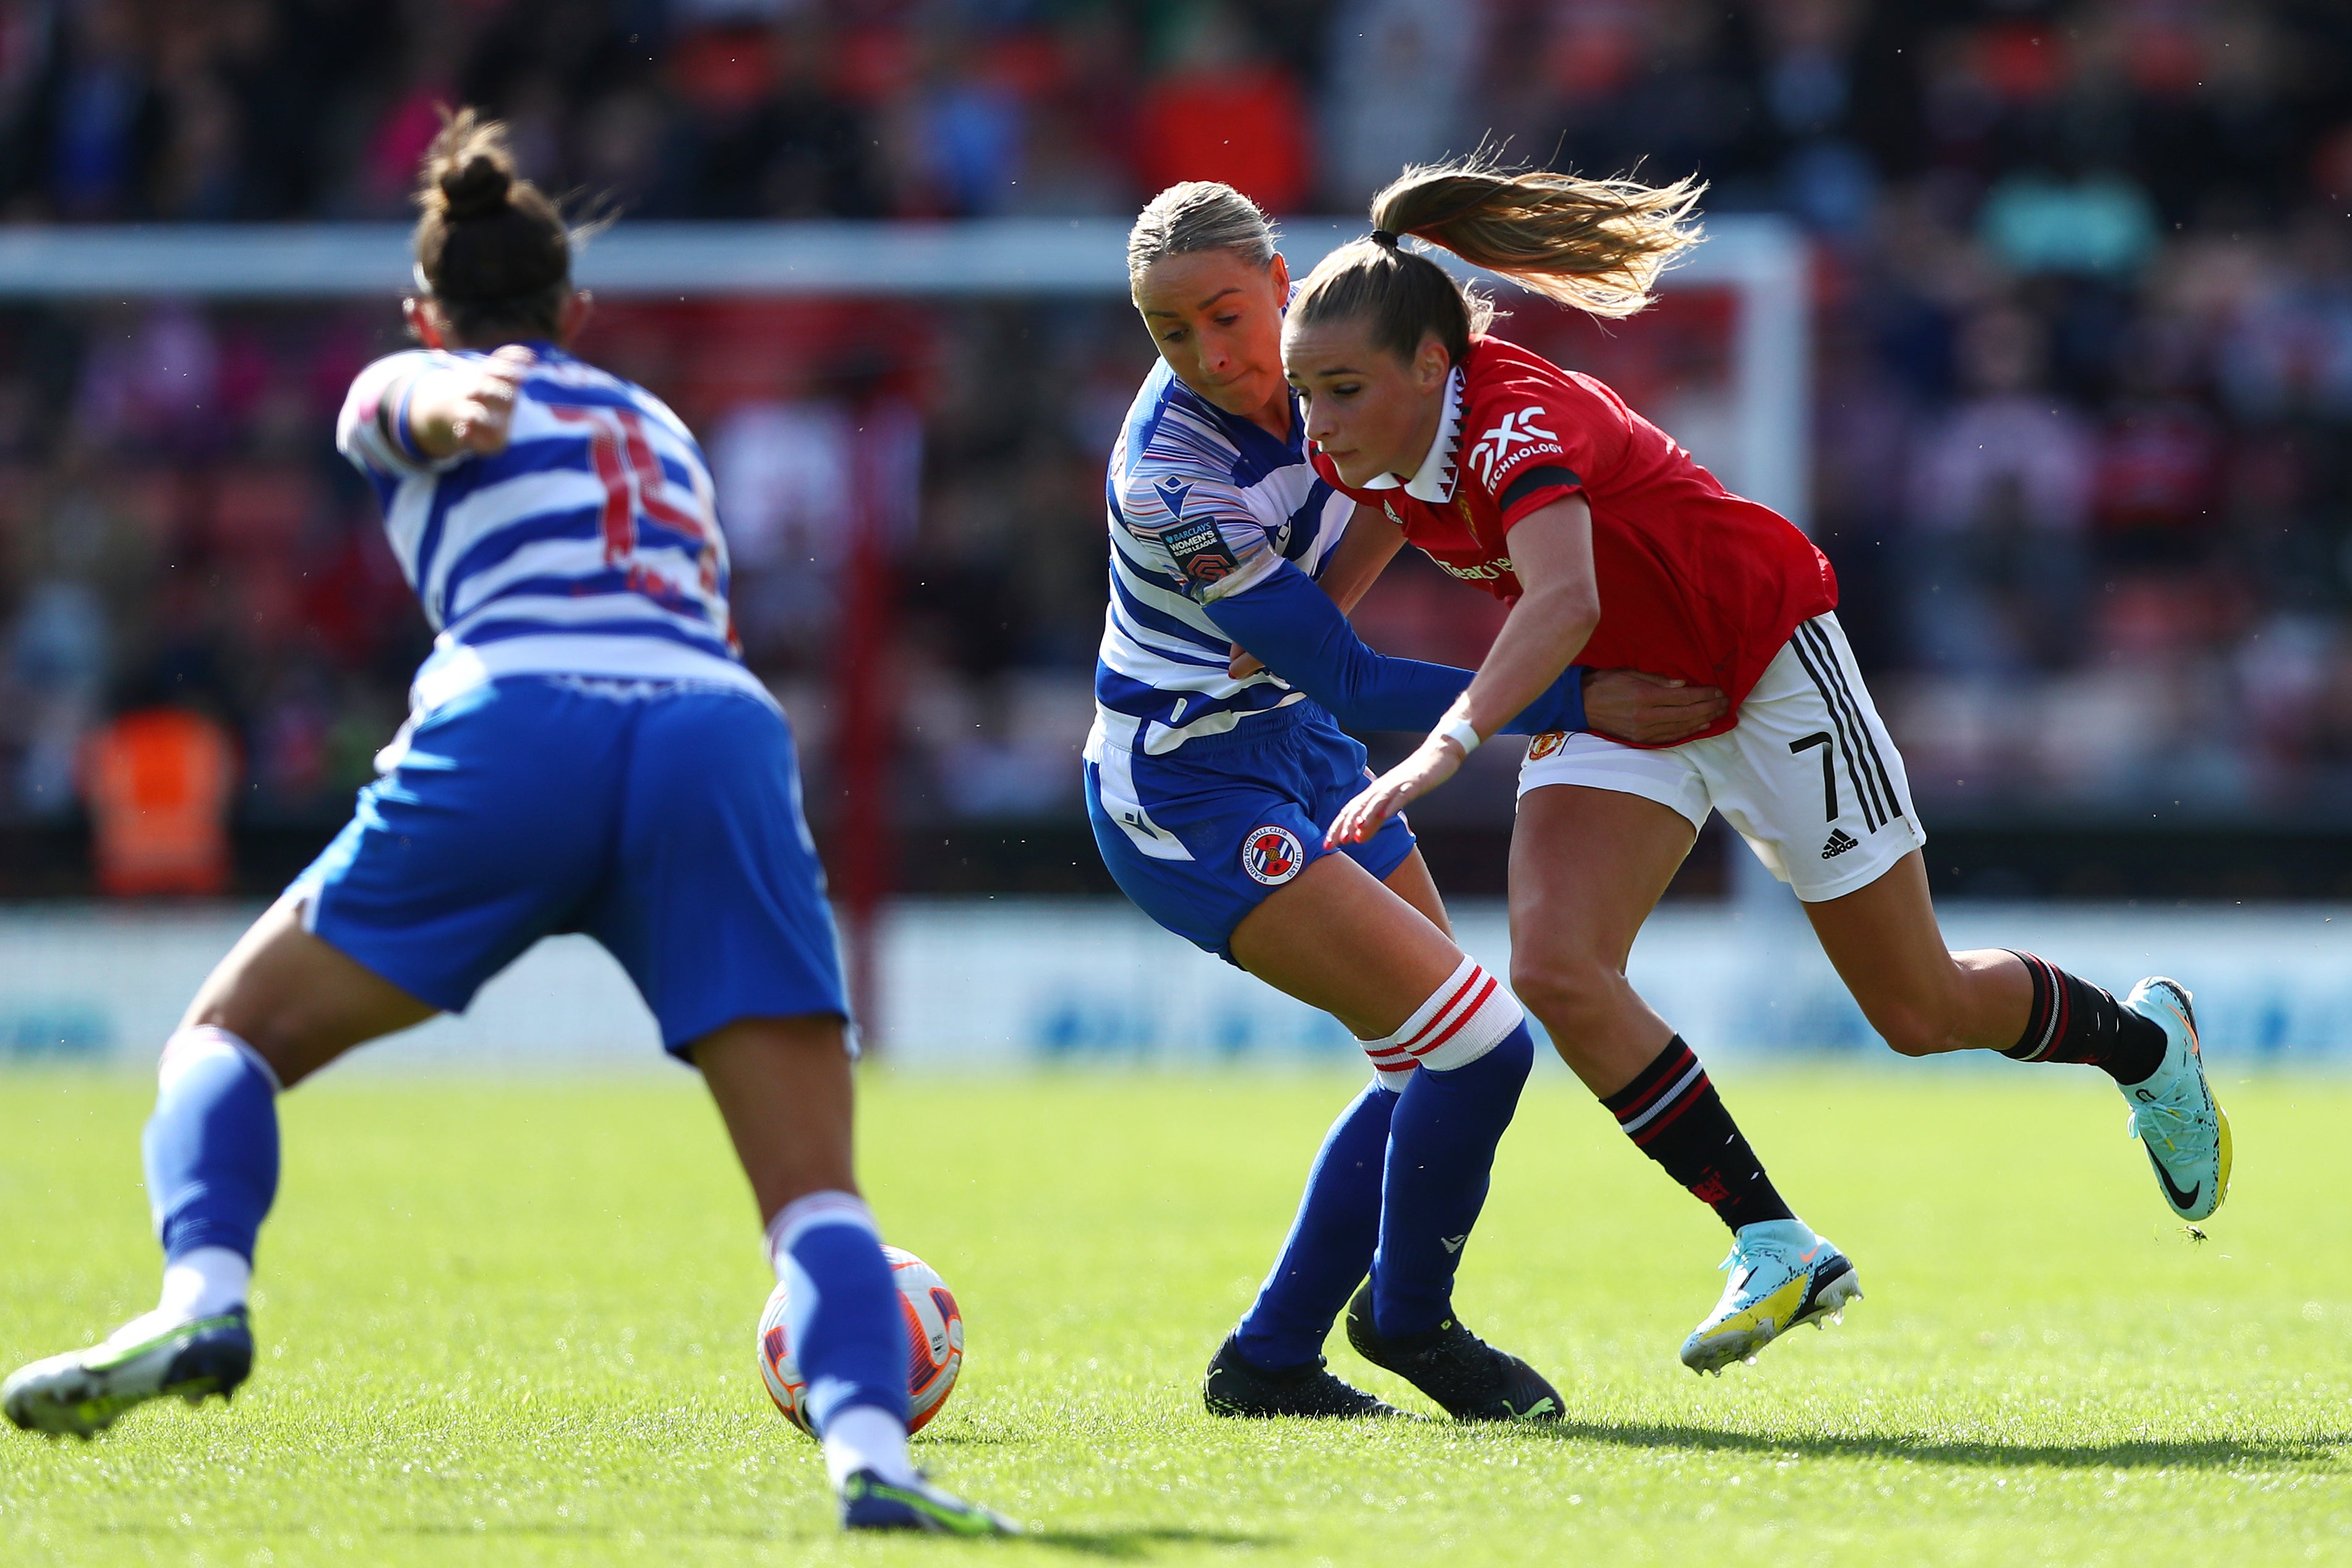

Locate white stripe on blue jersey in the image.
[1091,360,1354,756]
[336,344,771,714]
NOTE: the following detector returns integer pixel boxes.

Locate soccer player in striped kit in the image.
[1294,157,2231,1374]
[1096,183,1720,1420]
[1,112,1009,1536]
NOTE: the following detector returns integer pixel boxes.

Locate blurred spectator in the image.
[663,20,887,218]
[20,0,167,219]
[766,22,887,218]
[1534,1,1760,197]
[9,577,107,817]
[665,22,792,218]
[1760,0,1876,236]
[899,26,1024,217]
[1317,0,1480,210]
[1002,13,1135,217]
[2214,215,2352,424]
[1904,304,2094,675]
[913,669,1090,821]
[708,395,855,667]
[80,702,236,896]
[248,663,335,811]
[2091,317,2222,566]
[1980,169,2159,278]
[1134,4,1311,213]
[71,302,224,456]
[4,0,2352,842]
[574,88,671,212]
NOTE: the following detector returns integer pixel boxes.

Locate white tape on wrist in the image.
[1437,715,1481,757]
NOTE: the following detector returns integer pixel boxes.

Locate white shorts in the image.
[1517,614,1925,903]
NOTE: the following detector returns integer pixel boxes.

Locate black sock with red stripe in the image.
[2001,952,2166,1085]
[1600,1037,1793,1234]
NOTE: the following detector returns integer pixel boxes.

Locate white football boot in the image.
[1680,1219,1861,1375]
[2121,978,2231,1222]
[4,1308,253,1439]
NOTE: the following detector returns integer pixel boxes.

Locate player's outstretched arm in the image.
[1327,498,1601,845]
[1208,559,1726,743]
[393,344,536,459]
[1226,505,1398,680]
[1205,559,1588,735]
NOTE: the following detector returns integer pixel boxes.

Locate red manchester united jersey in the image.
[1312,334,1837,737]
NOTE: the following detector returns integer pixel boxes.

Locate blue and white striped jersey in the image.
[1091,359,1354,756]
[336,344,769,714]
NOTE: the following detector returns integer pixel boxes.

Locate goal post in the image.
[0,216,1811,1039]
[0,215,1810,524]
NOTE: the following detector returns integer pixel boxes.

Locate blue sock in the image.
[1233,1078,1398,1371]
[143,1028,281,1266]
[765,1193,909,1433]
[1372,1023,1534,1337]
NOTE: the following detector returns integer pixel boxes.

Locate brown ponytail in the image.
[413,108,572,343]
[1292,154,1706,366]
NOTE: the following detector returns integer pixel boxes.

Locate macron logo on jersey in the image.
[1154,477,1194,518]
[1468,407,1560,488]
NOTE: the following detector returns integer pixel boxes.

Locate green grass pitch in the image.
[2,1063,2347,1566]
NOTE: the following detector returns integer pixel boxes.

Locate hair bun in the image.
[440,154,511,221]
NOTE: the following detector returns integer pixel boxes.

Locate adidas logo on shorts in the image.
[1820,828,1860,859]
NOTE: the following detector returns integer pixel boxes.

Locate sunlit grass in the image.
[2,1066,2345,1565]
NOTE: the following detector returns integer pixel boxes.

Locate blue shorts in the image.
[291,676,846,1059]
[1085,702,1417,962]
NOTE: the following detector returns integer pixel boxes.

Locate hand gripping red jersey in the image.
[1311,334,1837,742]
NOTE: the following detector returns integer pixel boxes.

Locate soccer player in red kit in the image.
[1277,158,2231,1374]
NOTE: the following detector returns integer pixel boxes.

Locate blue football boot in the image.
[4,1308,253,1438]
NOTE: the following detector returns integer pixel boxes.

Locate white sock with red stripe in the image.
[1364,966,1537,1337]
[1361,958,1525,1081]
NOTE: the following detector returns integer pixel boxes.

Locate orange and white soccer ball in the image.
[756,1244,964,1436]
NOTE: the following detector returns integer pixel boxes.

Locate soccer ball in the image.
[756,1244,964,1436]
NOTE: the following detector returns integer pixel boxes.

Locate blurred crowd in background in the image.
[6,0,2352,893]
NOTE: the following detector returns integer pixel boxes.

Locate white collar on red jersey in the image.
[1359,366,1464,504]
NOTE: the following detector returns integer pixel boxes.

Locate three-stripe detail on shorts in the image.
[1789,619,1901,833]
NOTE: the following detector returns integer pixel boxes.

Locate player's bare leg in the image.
[1797,853,2030,1057]
[187,894,439,1085]
[1218,850,1560,1421]
[1230,849,1463,1041]
[1503,786,1688,1097]
[694,1015,860,1219]
[1804,851,2229,1219]
[5,897,433,1437]
[1508,785,1857,1374]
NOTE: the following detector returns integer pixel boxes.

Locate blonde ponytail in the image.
[1291,155,1706,369]
[1373,157,1704,320]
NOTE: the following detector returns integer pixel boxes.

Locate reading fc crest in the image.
[1241,824,1306,885]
